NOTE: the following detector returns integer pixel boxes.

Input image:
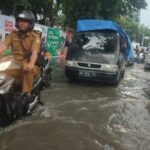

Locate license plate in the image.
[79,71,96,78]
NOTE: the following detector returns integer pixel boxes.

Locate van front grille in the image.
[78,62,88,68]
[90,64,101,68]
[77,62,101,69]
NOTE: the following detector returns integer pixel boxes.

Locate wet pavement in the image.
[0,61,150,150]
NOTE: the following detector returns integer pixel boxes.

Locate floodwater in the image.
[0,62,150,150]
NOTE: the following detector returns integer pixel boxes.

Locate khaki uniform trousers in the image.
[0,61,40,94]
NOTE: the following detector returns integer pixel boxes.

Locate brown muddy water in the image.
[0,62,150,150]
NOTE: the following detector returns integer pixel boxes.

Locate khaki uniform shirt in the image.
[3,31,40,62]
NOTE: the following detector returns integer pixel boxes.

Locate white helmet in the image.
[33,26,43,35]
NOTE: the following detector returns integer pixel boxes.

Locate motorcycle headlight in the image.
[66,60,77,67]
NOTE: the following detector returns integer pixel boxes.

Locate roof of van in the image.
[77,20,124,36]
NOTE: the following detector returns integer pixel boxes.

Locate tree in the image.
[0,0,56,26]
[0,0,31,16]
[0,0,148,37]
[59,0,147,27]
[60,0,102,27]
[120,0,147,15]
[98,0,123,20]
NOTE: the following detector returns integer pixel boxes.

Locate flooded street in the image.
[0,61,150,150]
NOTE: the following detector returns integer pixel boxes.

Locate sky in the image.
[140,0,150,27]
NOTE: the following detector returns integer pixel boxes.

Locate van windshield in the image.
[71,31,118,54]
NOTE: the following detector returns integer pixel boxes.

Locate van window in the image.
[71,31,118,54]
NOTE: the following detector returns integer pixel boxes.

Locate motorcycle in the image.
[0,55,52,124]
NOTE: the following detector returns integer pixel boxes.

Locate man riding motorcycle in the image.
[0,11,40,97]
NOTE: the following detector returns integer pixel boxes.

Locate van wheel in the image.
[113,72,120,86]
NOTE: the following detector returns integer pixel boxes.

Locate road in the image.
[0,61,150,150]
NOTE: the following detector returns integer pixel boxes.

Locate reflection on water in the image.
[0,63,150,150]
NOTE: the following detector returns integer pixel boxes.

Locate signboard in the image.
[46,27,62,56]
[0,15,15,43]
[5,20,14,32]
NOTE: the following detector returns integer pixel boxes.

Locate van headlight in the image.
[66,60,77,67]
[102,65,118,72]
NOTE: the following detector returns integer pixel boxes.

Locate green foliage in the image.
[116,16,150,44]
[60,0,101,27]
[59,0,147,28]
[0,0,149,43]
